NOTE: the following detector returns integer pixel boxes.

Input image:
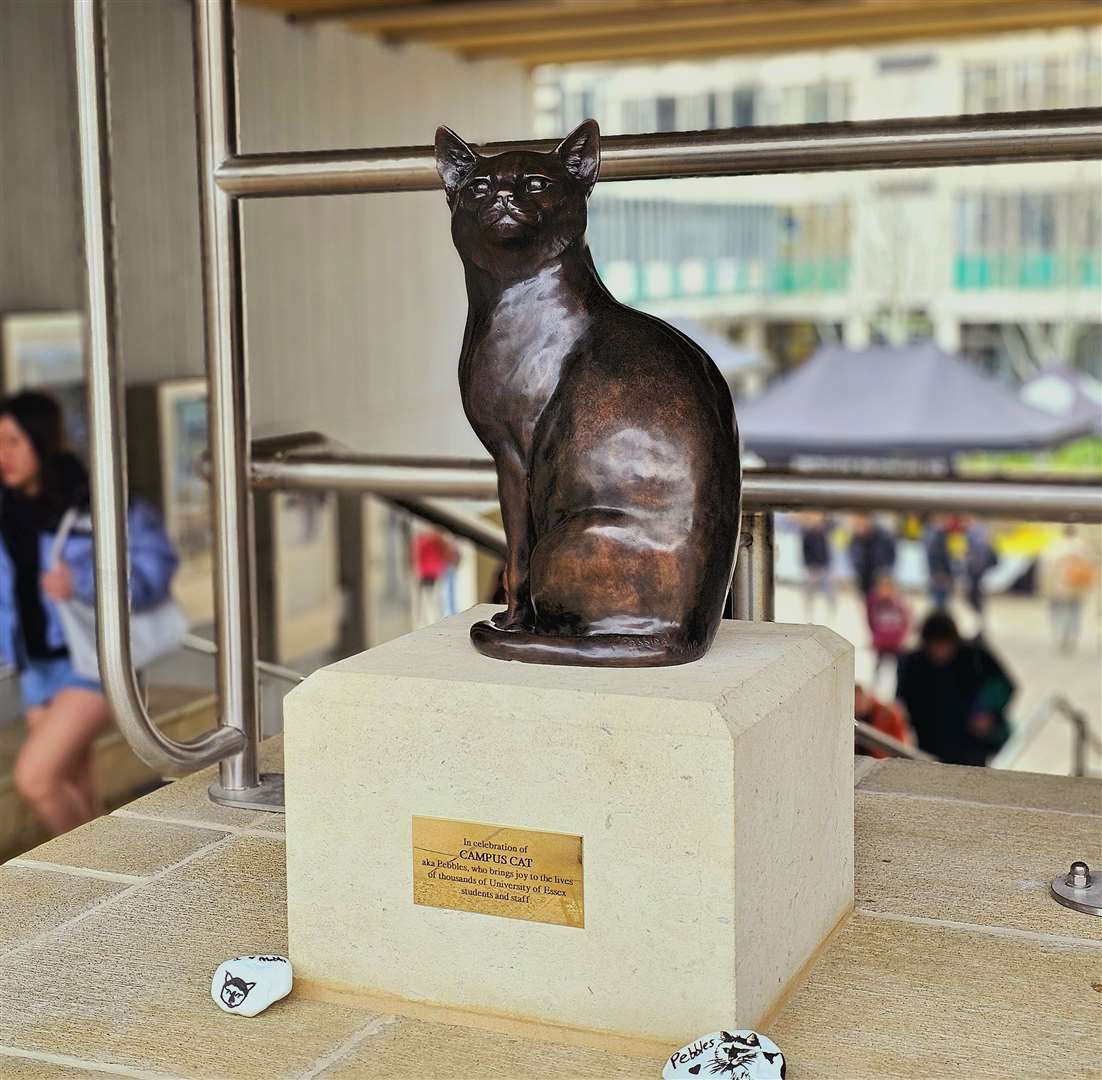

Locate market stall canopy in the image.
[739,342,1097,462]
[1020,366,1102,434]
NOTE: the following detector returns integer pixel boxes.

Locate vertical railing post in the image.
[193,0,278,807]
[74,0,244,774]
[730,511,775,621]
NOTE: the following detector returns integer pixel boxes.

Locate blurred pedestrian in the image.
[865,572,910,687]
[1040,525,1097,653]
[412,528,458,626]
[0,392,178,834]
[963,520,998,629]
[848,515,896,599]
[799,512,835,620]
[924,517,955,609]
[896,611,1015,766]
[854,683,913,759]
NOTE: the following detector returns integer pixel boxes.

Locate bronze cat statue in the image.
[436,119,741,667]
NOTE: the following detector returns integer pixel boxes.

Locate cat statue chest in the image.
[461,267,589,455]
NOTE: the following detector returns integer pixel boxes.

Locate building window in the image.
[805,83,829,124]
[655,96,677,132]
[732,87,756,127]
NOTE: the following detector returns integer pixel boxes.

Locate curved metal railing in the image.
[992,692,1102,777]
[74,0,244,777]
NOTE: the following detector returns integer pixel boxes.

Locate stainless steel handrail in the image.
[732,512,774,621]
[854,719,935,761]
[214,108,1102,198]
[182,634,305,687]
[193,0,272,803]
[992,692,1102,777]
[74,0,243,775]
[391,497,507,559]
[250,449,1102,522]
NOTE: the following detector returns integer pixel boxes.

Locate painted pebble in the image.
[663,1030,785,1079]
[211,954,293,1017]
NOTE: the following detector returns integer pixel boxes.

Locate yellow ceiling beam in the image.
[287,0,721,30]
[455,2,1102,64]
[402,0,1044,50]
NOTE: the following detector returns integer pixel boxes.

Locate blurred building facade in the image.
[537,28,1102,380]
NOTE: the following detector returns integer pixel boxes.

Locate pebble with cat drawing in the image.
[436,120,741,668]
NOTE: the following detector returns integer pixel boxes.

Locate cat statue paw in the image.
[211,954,293,1017]
[663,1030,786,1079]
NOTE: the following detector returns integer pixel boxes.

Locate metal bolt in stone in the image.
[1066,861,1092,889]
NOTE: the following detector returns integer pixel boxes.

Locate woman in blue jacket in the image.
[0,391,178,834]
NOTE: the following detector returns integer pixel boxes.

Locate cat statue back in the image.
[436,120,741,667]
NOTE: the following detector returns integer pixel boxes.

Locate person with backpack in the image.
[865,571,911,688]
[0,391,178,834]
[1040,526,1097,653]
[799,512,835,621]
[896,611,1015,766]
[963,519,998,630]
[848,514,896,599]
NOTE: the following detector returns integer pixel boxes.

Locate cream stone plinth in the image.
[283,607,854,1045]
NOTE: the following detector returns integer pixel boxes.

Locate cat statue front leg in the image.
[490,449,534,630]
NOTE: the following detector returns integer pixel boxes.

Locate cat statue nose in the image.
[495,189,513,203]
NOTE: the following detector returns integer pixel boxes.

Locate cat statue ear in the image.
[435,126,478,205]
[556,119,601,193]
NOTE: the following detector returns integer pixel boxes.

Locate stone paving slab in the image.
[0,834,377,1079]
[315,1015,647,1079]
[0,740,1099,1078]
[859,757,1102,815]
[0,865,128,954]
[109,736,287,834]
[855,790,1102,940]
[769,912,1102,1080]
[11,816,226,880]
[0,1053,108,1078]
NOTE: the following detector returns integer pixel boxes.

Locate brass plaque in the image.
[412,816,584,929]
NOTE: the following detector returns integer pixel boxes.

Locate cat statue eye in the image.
[436,119,742,668]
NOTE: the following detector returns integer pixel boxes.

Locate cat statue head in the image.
[219,970,256,1009]
[434,120,600,277]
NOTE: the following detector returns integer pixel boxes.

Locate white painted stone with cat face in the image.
[210,955,293,1017]
[663,1030,785,1079]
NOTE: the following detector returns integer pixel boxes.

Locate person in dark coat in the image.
[963,519,998,629]
[799,512,835,620]
[895,611,1015,766]
[848,515,896,598]
[924,518,955,609]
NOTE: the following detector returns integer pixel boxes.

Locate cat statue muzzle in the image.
[436,119,742,667]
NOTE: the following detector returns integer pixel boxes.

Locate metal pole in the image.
[193,0,280,809]
[214,109,1102,198]
[854,720,936,761]
[247,450,1102,523]
[73,0,243,774]
[730,512,775,621]
[743,472,1102,523]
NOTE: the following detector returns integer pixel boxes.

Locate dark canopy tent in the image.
[1020,366,1102,435]
[738,342,1097,463]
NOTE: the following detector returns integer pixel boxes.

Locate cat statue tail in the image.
[469,620,707,668]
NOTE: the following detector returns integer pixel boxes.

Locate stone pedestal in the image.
[284,607,853,1045]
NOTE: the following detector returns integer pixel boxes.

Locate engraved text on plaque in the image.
[412,816,584,929]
